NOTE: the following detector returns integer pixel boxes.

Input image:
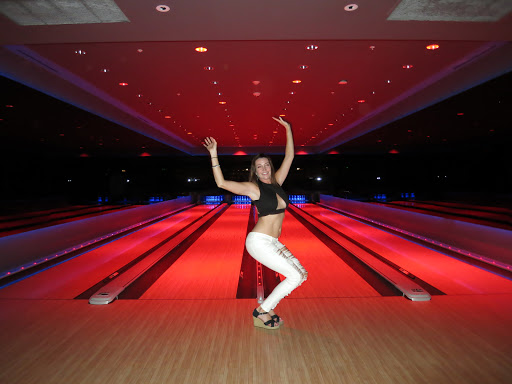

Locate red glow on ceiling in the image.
[139,152,151,157]
[6,105,14,107]
[79,153,89,157]
[119,82,128,86]
[296,150,309,155]
[426,44,440,50]
[233,151,247,155]
[457,112,464,116]
[389,149,399,154]
[195,47,208,53]
[328,150,339,154]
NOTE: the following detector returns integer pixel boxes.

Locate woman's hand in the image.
[272,116,291,130]
[203,137,217,154]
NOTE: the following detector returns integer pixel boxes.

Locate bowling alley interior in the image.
[1,1,511,383]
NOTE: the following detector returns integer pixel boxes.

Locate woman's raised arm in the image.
[272,117,295,185]
[203,137,256,197]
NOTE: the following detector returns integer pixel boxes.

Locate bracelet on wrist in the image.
[212,164,220,168]
[211,156,218,159]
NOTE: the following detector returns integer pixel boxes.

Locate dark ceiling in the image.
[0,0,511,157]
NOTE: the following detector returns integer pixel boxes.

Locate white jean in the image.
[245,232,308,312]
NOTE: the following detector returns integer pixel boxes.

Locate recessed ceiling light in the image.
[338,80,348,85]
[306,44,318,51]
[344,4,358,11]
[219,101,226,105]
[402,65,413,69]
[119,82,128,86]
[292,80,302,84]
[299,65,308,70]
[211,81,218,85]
[358,99,365,103]
[253,92,261,97]
[426,44,440,50]
[204,66,214,71]
[74,50,86,55]
[137,49,143,53]
[195,47,207,53]
[137,94,143,97]
[101,68,109,73]
[252,80,261,85]
[156,5,170,12]
[164,115,171,119]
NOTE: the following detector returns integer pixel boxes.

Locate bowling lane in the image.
[0,205,215,300]
[0,204,138,237]
[278,209,383,299]
[302,204,512,295]
[141,204,251,300]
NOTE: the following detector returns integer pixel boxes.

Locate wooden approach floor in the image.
[1,294,511,384]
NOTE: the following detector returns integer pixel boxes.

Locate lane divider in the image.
[290,205,433,301]
[88,204,227,304]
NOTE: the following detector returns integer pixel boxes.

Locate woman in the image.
[203,117,308,330]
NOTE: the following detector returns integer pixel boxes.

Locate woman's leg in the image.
[245,233,308,313]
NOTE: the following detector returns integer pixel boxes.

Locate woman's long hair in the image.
[249,153,278,185]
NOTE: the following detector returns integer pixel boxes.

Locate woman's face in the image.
[255,157,272,183]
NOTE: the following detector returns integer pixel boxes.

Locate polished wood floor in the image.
[1,294,511,384]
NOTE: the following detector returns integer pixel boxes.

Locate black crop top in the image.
[252,179,290,217]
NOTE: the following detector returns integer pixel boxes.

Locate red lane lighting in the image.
[195,47,207,53]
[119,82,128,86]
[426,44,440,50]
[292,80,302,84]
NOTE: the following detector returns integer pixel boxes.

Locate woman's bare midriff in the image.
[252,212,285,238]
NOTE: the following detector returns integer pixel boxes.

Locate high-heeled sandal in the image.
[252,308,280,330]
